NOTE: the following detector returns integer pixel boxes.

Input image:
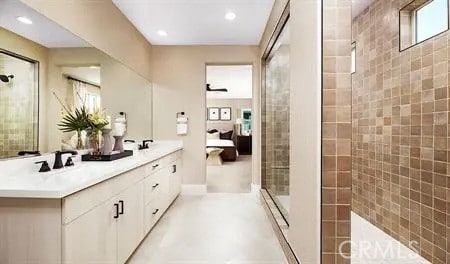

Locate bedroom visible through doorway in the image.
[205,65,253,193]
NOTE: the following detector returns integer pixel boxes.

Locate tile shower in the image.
[352,0,449,263]
[262,20,290,221]
[0,51,38,159]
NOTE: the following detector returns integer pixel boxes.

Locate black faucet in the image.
[35,161,51,172]
[53,150,78,169]
[138,140,153,150]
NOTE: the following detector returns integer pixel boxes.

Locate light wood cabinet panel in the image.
[63,166,144,224]
[117,181,144,264]
[63,196,118,264]
[0,199,61,264]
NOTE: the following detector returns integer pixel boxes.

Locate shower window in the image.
[0,50,39,159]
[262,20,290,221]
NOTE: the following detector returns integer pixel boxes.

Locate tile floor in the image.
[129,193,287,264]
[351,212,430,264]
[206,155,252,193]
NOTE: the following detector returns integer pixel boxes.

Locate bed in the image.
[206,139,238,162]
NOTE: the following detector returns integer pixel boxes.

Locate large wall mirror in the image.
[0,0,153,159]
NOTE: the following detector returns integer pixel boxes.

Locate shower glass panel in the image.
[0,51,38,159]
[262,20,290,221]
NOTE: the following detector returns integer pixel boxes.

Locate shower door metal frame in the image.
[260,1,290,224]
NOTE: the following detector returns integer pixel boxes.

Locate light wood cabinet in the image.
[0,150,182,264]
[116,181,144,263]
[63,195,118,264]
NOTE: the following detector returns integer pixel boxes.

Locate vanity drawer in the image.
[143,199,164,233]
[62,166,145,224]
[143,169,169,205]
[144,150,182,176]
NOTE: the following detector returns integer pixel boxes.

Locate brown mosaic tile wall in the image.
[322,0,352,263]
[352,0,449,263]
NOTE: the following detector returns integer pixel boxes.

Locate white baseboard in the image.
[251,184,261,193]
[181,184,207,195]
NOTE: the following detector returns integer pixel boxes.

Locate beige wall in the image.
[152,46,260,185]
[101,54,153,142]
[206,98,252,132]
[260,0,322,263]
[289,1,322,262]
[48,48,152,151]
[0,27,49,152]
[20,0,153,81]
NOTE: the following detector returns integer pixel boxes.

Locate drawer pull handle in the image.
[152,183,159,189]
[152,164,159,169]
[152,209,159,215]
[113,203,119,219]
[119,200,124,215]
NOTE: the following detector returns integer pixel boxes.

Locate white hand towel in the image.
[177,123,188,135]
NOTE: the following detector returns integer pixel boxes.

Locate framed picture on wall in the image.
[220,107,231,121]
[207,107,220,121]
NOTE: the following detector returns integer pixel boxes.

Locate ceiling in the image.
[352,0,375,18]
[62,66,101,86]
[0,0,90,48]
[207,65,252,99]
[112,0,274,45]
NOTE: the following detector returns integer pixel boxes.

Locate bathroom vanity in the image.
[0,141,183,264]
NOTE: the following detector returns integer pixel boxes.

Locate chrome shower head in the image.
[0,75,14,83]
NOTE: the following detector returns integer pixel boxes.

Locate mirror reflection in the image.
[0,0,152,159]
[0,49,38,158]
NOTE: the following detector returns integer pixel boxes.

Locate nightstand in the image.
[236,135,252,155]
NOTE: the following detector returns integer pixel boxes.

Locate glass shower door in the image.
[262,20,290,221]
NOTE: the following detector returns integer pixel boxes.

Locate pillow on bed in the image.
[207,132,220,139]
[219,130,233,140]
[207,129,218,134]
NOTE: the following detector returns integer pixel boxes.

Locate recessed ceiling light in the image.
[157,30,168,37]
[225,12,236,21]
[17,16,33,25]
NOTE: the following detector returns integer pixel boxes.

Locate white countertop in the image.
[0,141,183,199]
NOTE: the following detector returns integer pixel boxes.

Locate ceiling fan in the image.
[206,83,228,92]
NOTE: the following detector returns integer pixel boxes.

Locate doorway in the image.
[205,65,253,193]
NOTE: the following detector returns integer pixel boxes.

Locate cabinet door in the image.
[169,160,182,200]
[117,181,144,264]
[63,197,118,264]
